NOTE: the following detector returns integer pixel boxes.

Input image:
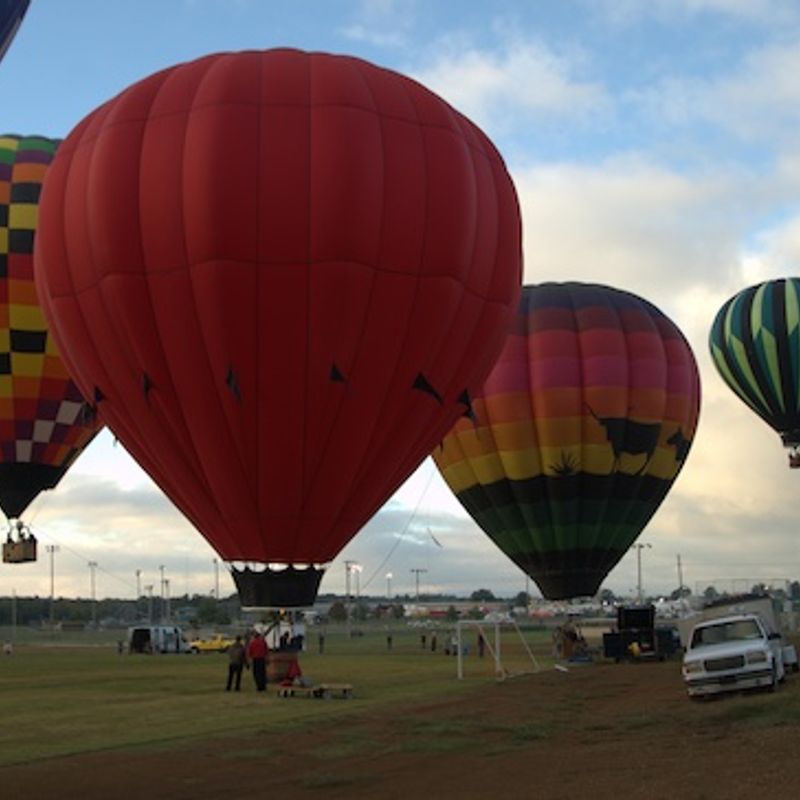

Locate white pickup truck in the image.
[682,612,797,698]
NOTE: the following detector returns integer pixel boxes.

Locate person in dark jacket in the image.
[226,635,247,692]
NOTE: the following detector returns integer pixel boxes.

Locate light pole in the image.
[159,565,166,622]
[46,544,60,625]
[135,569,141,599]
[344,560,357,637]
[88,561,98,627]
[410,568,428,604]
[145,584,154,624]
[164,578,171,623]
[632,543,652,604]
[213,558,219,600]
[386,572,393,600]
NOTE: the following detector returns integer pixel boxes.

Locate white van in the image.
[128,625,192,654]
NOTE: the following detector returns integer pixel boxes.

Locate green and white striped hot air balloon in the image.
[710,277,800,467]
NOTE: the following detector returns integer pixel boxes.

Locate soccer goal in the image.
[454,619,540,680]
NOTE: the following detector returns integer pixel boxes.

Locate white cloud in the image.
[338,0,415,48]
[590,0,798,26]
[412,37,610,134]
[633,41,800,145]
[514,157,763,304]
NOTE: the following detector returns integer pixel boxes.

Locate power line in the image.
[361,461,438,591]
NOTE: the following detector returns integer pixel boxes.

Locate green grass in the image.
[0,625,555,767]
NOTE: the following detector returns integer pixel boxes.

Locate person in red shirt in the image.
[246,631,269,692]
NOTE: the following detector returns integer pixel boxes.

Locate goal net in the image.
[454,619,540,681]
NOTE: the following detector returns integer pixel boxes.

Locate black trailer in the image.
[603,604,680,662]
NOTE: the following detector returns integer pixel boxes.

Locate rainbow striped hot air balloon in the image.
[710,277,800,467]
[433,282,701,600]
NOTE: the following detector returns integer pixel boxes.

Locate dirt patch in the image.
[3,658,799,800]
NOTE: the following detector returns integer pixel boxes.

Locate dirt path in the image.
[4,658,800,799]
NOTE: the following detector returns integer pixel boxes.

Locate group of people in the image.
[226,632,269,692]
[226,629,305,693]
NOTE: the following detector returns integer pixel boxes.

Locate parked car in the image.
[682,613,794,698]
[189,633,235,654]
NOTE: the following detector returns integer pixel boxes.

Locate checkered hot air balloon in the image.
[0,135,99,561]
[433,283,701,600]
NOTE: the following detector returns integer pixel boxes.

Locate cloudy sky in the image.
[2,0,800,603]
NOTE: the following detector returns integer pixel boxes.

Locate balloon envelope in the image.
[0,134,98,522]
[33,49,522,605]
[709,277,800,463]
[433,282,700,600]
[0,0,29,64]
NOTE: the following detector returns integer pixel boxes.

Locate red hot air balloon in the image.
[34,49,522,606]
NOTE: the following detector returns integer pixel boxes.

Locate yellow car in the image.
[189,634,235,654]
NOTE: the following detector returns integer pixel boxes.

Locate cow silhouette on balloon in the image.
[586,406,691,474]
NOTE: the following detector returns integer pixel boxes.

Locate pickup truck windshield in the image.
[691,619,762,648]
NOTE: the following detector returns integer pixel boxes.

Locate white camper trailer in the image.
[127,625,192,654]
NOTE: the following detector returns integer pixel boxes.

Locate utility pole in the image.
[632,543,652,604]
[88,561,98,627]
[410,568,428,603]
[46,544,60,625]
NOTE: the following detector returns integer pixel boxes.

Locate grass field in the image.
[0,623,554,767]
[5,625,800,798]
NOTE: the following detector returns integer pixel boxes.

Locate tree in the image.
[598,588,616,604]
[512,591,530,608]
[470,589,495,602]
[703,585,719,601]
[328,601,347,622]
[446,605,459,622]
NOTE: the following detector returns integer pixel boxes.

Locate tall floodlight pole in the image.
[632,543,652,604]
[145,585,154,624]
[159,564,166,622]
[88,561,98,627]
[213,558,220,600]
[11,588,17,643]
[386,572,393,600]
[46,544,60,625]
[164,578,171,623]
[411,568,428,604]
[344,560,357,637]
[135,569,142,599]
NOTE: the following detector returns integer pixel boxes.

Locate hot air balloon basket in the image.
[2,537,36,563]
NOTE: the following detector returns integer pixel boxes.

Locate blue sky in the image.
[3,0,800,603]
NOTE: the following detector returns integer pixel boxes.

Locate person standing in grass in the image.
[246,631,269,692]
[226,635,247,692]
